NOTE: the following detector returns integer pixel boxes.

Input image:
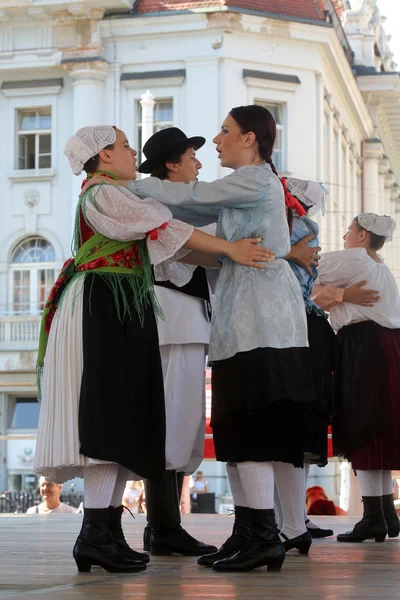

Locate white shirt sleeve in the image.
[318,248,369,287]
[83,184,194,265]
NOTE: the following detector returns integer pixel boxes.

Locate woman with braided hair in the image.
[34,125,274,574]
[83,105,316,572]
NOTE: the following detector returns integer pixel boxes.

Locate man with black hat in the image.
[140,128,217,557]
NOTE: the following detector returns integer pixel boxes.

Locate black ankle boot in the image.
[198,506,251,567]
[145,471,217,556]
[109,506,150,563]
[337,496,388,543]
[305,518,334,539]
[73,507,147,573]
[212,508,285,572]
[382,494,400,538]
[280,531,312,554]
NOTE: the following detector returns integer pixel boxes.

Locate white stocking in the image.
[226,463,247,507]
[356,469,382,497]
[382,470,393,496]
[303,463,318,529]
[110,466,130,507]
[273,461,307,540]
[236,461,274,510]
[84,464,119,509]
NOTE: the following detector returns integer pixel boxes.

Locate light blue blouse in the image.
[129,163,309,362]
[288,215,325,317]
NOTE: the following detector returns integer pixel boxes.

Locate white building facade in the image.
[0,0,398,497]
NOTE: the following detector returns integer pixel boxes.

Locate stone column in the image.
[363,140,384,214]
[351,149,358,218]
[384,173,396,269]
[0,393,7,492]
[378,158,389,213]
[67,60,109,134]
[321,107,334,251]
[139,91,155,179]
[63,60,109,223]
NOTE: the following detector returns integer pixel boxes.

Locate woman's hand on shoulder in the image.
[286,235,321,275]
[343,281,380,307]
[226,238,275,269]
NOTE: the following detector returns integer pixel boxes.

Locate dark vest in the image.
[154,266,210,303]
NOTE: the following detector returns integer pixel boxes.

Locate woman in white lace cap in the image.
[33,125,273,575]
[316,213,400,544]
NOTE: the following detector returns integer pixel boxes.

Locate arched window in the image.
[10,237,56,315]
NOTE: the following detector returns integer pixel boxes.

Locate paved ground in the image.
[1,513,399,599]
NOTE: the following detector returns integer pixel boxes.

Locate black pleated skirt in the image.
[78,274,166,480]
[303,312,337,466]
[211,346,315,467]
[333,321,400,470]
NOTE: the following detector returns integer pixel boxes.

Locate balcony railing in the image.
[0,315,41,350]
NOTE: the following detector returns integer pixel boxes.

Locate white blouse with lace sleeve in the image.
[83,184,194,271]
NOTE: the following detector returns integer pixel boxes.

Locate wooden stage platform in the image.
[1,513,400,599]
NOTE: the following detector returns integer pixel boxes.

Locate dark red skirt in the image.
[333,322,400,470]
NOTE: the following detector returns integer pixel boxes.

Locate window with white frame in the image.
[136,98,173,166]
[255,101,285,172]
[16,108,52,170]
[9,237,56,315]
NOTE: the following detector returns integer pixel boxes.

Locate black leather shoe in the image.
[198,506,251,567]
[73,508,147,573]
[212,508,285,572]
[109,506,150,563]
[150,526,217,556]
[305,519,334,538]
[382,494,400,538]
[337,496,387,543]
[280,531,312,554]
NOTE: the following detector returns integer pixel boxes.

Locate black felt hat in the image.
[138,127,205,174]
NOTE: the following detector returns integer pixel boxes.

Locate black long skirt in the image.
[303,312,337,466]
[211,346,315,467]
[78,274,166,480]
[333,321,400,470]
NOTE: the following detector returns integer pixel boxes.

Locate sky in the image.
[376,0,400,68]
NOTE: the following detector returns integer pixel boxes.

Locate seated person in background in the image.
[122,480,145,514]
[306,485,347,516]
[191,471,209,499]
[27,477,77,514]
[308,499,337,516]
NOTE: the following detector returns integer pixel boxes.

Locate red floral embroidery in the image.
[44,242,141,336]
[110,249,126,267]
[78,257,109,271]
[109,244,140,269]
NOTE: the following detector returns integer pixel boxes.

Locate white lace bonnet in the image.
[357,213,396,242]
[64,126,117,175]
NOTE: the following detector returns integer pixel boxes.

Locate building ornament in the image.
[342,0,396,72]
[23,190,40,210]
